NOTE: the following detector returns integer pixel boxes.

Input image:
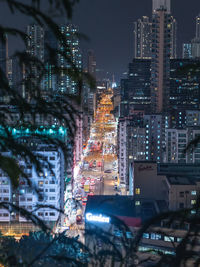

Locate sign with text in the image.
[86,213,110,223]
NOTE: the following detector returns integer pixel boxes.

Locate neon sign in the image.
[86,213,110,223]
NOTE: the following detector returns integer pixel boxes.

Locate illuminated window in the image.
[164,236,174,242]
[135,201,140,206]
[191,200,196,205]
[143,233,149,239]
[191,191,197,195]
[135,188,140,195]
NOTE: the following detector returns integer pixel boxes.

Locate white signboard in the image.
[86,213,110,223]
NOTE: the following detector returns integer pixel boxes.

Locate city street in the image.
[59,89,119,238]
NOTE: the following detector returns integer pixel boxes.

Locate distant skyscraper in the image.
[26,24,44,62]
[58,24,82,95]
[26,24,45,97]
[151,8,172,113]
[12,57,24,97]
[191,39,200,59]
[134,16,152,59]
[120,59,151,116]
[182,43,192,59]
[0,33,8,101]
[43,30,58,93]
[195,14,200,38]
[170,17,177,59]
[191,14,200,59]
[0,33,7,77]
[152,0,171,13]
[87,50,96,79]
[170,59,200,110]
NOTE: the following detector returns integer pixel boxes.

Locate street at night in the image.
[60,88,119,237]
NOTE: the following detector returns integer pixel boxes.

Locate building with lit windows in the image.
[164,176,199,211]
[144,114,166,162]
[151,7,175,113]
[118,115,146,188]
[120,59,151,116]
[26,24,44,62]
[186,110,200,126]
[85,194,200,258]
[130,161,200,211]
[0,142,64,225]
[131,161,167,200]
[134,16,152,59]
[182,43,192,59]
[165,128,200,164]
[191,14,200,59]
[87,49,96,79]
[152,0,171,13]
[170,59,200,110]
[58,24,82,95]
[0,33,8,102]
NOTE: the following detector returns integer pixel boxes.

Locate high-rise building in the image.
[87,50,96,79]
[11,57,24,97]
[134,16,152,59]
[0,143,65,223]
[0,33,8,102]
[151,8,173,113]
[43,30,58,93]
[182,43,192,59]
[195,14,200,39]
[144,114,165,162]
[170,59,200,110]
[191,14,200,59]
[26,24,44,62]
[191,39,200,59]
[26,24,45,98]
[152,0,171,13]
[120,59,151,116]
[118,115,146,188]
[0,33,7,77]
[170,17,177,59]
[165,128,200,164]
[58,24,82,95]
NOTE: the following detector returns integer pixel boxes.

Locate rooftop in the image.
[85,195,157,225]
[167,176,196,185]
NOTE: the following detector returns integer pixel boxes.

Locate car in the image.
[82,201,87,206]
[75,194,82,201]
[90,179,95,185]
[90,183,95,188]
[76,215,82,224]
[104,169,112,173]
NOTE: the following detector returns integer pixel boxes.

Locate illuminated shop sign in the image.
[86,213,110,223]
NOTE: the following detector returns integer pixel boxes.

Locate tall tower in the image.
[0,33,7,77]
[170,17,177,59]
[87,50,96,79]
[26,24,44,62]
[152,0,171,13]
[134,16,152,59]
[26,24,45,97]
[58,24,82,95]
[191,14,200,59]
[151,7,172,113]
[196,14,200,38]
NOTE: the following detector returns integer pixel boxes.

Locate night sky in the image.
[0,0,200,82]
